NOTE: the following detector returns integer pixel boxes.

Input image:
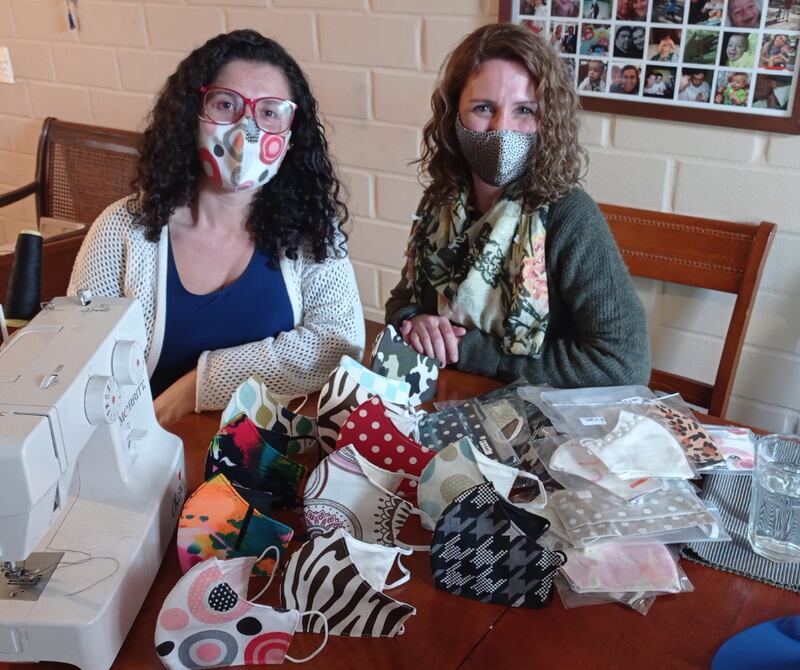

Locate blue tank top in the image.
[149,237,293,398]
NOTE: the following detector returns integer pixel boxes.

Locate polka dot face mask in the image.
[455,114,537,188]
[197,116,290,192]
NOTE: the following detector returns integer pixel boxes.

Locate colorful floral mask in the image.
[221,375,317,456]
[177,473,293,577]
[155,554,327,668]
[368,325,441,405]
[281,528,416,638]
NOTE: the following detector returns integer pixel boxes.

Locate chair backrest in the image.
[600,203,776,418]
[35,117,141,224]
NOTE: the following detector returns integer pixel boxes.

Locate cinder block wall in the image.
[0,0,798,432]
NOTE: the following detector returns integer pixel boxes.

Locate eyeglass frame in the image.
[198,85,298,134]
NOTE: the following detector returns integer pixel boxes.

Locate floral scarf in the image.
[406,189,549,357]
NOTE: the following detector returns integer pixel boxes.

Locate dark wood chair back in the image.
[600,203,776,418]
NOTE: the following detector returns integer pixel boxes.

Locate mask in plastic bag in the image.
[281,528,416,638]
[430,481,564,609]
[177,473,292,576]
[368,324,441,405]
[645,402,726,470]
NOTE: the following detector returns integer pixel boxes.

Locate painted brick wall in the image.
[0,0,797,432]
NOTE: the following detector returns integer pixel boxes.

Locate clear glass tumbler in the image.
[747,434,800,562]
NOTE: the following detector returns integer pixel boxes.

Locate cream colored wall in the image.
[0,0,798,432]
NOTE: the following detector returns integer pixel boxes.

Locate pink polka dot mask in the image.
[197,116,290,192]
[155,553,327,668]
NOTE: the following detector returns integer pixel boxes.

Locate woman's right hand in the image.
[401,315,467,366]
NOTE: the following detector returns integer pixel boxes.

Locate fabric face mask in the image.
[455,114,536,188]
[644,402,726,470]
[368,325,441,405]
[303,445,420,547]
[198,116,290,192]
[205,413,306,508]
[316,355,417,453]
[178,473,293,577]
[156,554,327,668]
[281,528,416,637]
[431,481,564,609]
[336,396,435,502]
[418,436,546,530]
[222,375,318,456]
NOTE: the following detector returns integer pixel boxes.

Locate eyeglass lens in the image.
[203,88,293,133]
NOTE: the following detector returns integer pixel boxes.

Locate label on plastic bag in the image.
[579,416,607,426]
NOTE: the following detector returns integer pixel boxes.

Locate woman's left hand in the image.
[154,368,198,427]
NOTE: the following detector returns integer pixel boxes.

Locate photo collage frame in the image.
[501,0,800,132]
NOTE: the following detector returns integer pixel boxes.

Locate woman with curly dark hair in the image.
[69,30,364,425]
[385,23,649,387]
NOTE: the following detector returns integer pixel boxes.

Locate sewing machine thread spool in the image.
[3,229,43,327]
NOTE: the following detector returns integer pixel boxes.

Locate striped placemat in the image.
[681,474,800,593]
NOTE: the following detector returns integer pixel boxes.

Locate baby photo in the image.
[752,73,793,108]
[580,24,613,55]
[688,0,724,23]
[521,0,550,16]
[643,65,677,96]
[713,70,752,105]
[607,63,624,91]
[719,32,758,67]
[677,67,714,101]
[726,0,762,28]
[578,58,609,91]
[583,0,614,18]
[759,33,798,69]
[683,29,720,63]
[551,22,580,53]
[648,28,683,61]
[614,24,646,58]
[766,0,800,28]
[651,0,686,22]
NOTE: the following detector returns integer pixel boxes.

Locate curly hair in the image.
[130,29,347,263]
[418,23,587,211]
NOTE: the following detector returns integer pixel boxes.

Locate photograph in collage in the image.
[583,0,614,18]
[615,24,646,56]
[766,0,800,29]
[580,23,613,54]
[759,33,799,69]
[521,18,547,34]
[683,29,720,63]
[643,64,678,95]
[677,67,714,101]
[578,58,610,89]
[752,73,793,106]
[521,0,550,15]
[652,0,686,22]
[688,0,724,24]
[552,22,580,52]
[713,69,752,104]
[720,31,759,66]
[554,0,582,17]
[562,56,579,83]
[726,0,763,27]
[648,28,683,60]
[616,0,650,20]
[618,62,643,92]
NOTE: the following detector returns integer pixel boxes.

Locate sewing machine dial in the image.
[85,375,121,425]
[112,340,145,385]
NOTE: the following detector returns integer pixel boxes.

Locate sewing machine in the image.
[0,296,185,670]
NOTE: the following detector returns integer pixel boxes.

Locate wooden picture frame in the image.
[500,0,800,133]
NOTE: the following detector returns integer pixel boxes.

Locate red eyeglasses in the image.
[199,86,297,134]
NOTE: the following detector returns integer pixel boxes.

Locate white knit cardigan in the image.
[68,197,365,411]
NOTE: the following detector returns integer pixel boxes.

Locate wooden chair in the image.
[0,117,141,300]
[600,203,776,419]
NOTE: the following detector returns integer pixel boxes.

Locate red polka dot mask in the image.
[197,116,290,192]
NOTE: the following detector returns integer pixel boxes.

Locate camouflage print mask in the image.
[368,325,441,405]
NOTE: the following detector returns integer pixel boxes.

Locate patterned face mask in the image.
[281,528,416,638]
[430,481,565,609]
[303,445,421,547]
[644,402,726,470]
[418,436,546,530]
[222,375,318,456]
[316,355,417,453]
[156,554,327,668]
[454,114,536,188]
[178,473,293,576]
[368,325,441,405]
[336,396,435,502]
[205,414,306,508]
[197,116,290,192]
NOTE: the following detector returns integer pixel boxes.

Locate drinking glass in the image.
[747,434,800,562]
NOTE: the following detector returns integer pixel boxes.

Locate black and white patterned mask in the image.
[455,114,536,188]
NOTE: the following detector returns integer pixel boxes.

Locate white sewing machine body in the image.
[0,296,185,670]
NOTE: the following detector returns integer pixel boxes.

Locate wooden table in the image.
[3,339,799,670]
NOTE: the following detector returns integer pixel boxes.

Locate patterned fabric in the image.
[368,325,440,405]
[316,355,416,453]
[205,413,306,508]
[417,407,470,452]
[430,482,564,609]
[645,402,726,470]
[408,185,549,357]
[177,474,293,577]
[302,445,414,546]
[336,396,434,502]
[221,374,318,456]
[281,528,416,637]
[155,555,323,668]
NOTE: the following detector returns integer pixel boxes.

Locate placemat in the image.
[681,473,800,593]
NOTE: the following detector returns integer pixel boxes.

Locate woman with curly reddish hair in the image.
[385,23,649,387]
[69,30,364,425]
